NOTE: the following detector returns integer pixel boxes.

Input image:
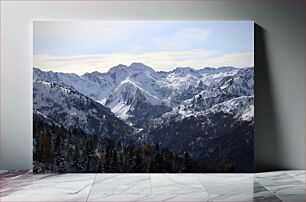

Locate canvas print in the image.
[33,21,254,173]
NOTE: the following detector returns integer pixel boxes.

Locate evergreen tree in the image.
[85,139,96,172]
[163,150,173,172]
[127,149,136,172]
[149,159,154,173]
[155,142,159,152]
[72,145,84,172]
[118,152,125,173]
[103,145,111,172]
[134,150,143,172]
[110,149,118,172]
[183,152,192,172]
[97,159,104,172]
[54,135,65,173]
[153,143,164,172]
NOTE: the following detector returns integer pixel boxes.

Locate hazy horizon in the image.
[34,62,254,76]
[34,21,254,75]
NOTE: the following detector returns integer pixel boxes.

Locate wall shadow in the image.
[254,24,285,172]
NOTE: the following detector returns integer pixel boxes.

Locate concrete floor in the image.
[0,170,305,201]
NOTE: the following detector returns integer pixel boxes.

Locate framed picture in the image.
[33,21,254,173]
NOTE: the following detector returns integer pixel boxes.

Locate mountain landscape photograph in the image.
[33,21,254,173]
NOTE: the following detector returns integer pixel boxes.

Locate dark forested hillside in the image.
[33,112,205,173]
[144,112,254,172]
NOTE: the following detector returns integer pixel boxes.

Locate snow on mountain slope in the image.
[33,109,60,127]
[200,71,239,86]
[129,62,156,75]
[218,67,254,96]
[104,80,172,127]
[129,72,171,100]
[206,96,254,121]
[161,67,254,119]
[33,81,133,141]
[34,68,105,101]
[142,93,254,172]
[172,88,233,117]
[159,93,254,123]
[34,64,253,127]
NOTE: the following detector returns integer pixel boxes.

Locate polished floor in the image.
[0,170,305,201]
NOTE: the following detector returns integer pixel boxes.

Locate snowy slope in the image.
[34,64,253,127]
[159,67,254,119]
[143,95,254,172]
[33,81,133,141]
[207,96,254,121]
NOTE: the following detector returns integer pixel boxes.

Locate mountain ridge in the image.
[34,63,253,128]
[33,80,135,145]
[33,62,254,172]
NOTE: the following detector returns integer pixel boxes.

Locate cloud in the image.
[34,21,155,55]
[34,51,254,75]
[151,28,210,51]
[204,52,254,68]
[34,22,213,55]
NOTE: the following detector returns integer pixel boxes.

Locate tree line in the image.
[33,114,205,173]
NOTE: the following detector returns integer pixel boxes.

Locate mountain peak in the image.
[82,70,106,79]
[33,67,42,72]
[217,66,237,72]
[199,66,238,74]
[130,62,146,67]
[172,67,194,73]
[108,64,129,74]
[129,63,155,73]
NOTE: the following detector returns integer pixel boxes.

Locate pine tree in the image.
[163,150,173,172]
[118,152,125,173]
[103,145,111,172]
[110,149,118,172]
[134,150,143,172]
[97,159,104,173]
[85,139,96,172]
[183,152,192,172]
[127,149,136,172]
[155,142,159,152]
[54,135,65,173]
[153,143,164,172]
[149,159,154,173]
[72,145,84,172]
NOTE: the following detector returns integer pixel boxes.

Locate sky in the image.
[33,21,254,75]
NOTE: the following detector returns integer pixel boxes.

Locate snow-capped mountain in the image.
[34,68,105,101]
[104,80,171,127]
[161,67,254,118]
[33,63,254,172]
[143,95,254,172]
[217,67,254,97]
[157,95,254,123]
[34,63,250,128]
[33,81,134,142]
[208,96,254,122]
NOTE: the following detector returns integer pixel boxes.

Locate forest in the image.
[33,113,205,173]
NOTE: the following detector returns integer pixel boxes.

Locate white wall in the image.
[1,0,305,171]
